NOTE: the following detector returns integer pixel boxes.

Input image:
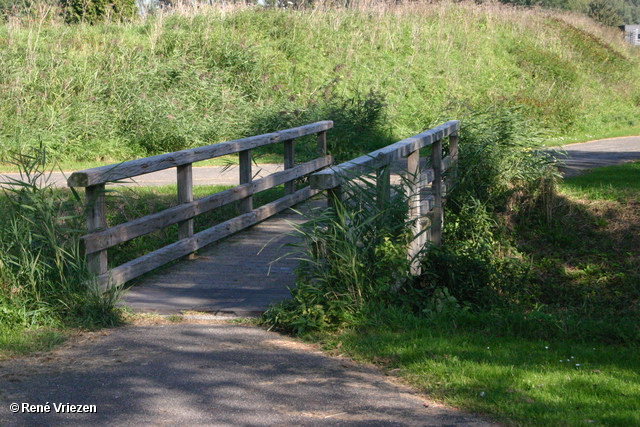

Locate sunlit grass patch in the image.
[327,310,640,427]
[560,160,640,201]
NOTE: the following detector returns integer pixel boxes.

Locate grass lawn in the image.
[311,161,640,427]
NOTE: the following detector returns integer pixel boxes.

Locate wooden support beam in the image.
[430,139,443,246]
[406,150,422,275]
[85,184,107,277]
[177,164,194,240]
[239,149,252,214]
[284,139,295,196]
[317,130,327,156]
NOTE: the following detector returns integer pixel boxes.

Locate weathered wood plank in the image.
[85,184,107,276]
[68,121,333,187]
[177,164,194,241]
[406,150,421,275]
[430,139,443,246]
[97,186,320,291]
[310,120,459,190]
[239,149,253,214]
[317,130,327,156]
[83,156,332,254]
[284,140,295,196]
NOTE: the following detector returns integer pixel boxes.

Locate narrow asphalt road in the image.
[0,320,498,427]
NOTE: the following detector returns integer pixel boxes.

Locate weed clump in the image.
[0,147,122,340]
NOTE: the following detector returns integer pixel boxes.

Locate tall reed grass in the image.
[1,1,638,167]
[0,147,121,332]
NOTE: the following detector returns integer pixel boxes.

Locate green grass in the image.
[560,160,640,200]
[0,328,69,359]
[323,309,640,427]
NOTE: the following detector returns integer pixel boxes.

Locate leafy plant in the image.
[60,0,136,24]
[0,146,121,331]
[263,169,413,333]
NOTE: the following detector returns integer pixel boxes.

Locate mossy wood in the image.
[68,122,333,292]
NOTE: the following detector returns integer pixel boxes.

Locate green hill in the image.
[1,2,639,165]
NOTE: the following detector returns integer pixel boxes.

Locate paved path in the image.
[550,135,640,177]
[0,321,497,427]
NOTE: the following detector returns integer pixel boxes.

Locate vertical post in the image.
[239,149,253,214]
[449,132,459,164]
[327,185,343,210]
[284,139,295,196]
[85,184,107,278]
[317,130,327,156]
[376,166,391,209]
[177,163,194,259]
[407,149,422,275]
[177,164,194,240]
[431,138,443,247]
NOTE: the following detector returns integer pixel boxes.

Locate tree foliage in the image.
[60,0,136,23]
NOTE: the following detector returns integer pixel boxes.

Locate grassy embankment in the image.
[1,1,640,173]
[306,160,640,427]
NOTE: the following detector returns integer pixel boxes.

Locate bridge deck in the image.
[121,201,322,317]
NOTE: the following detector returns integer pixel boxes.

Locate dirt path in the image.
[0,319,499,427]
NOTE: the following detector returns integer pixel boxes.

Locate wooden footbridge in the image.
[67,121,460,315]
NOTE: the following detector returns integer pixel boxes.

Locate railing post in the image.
[85,184,107,278]
[177,163,194,259]
[239,149,253,214]
[327,185,343,210]
[407,149,422,275]
[431,138,443,246]
[284,139,295,196]
[317,130,327,156]
[376,166,391,209]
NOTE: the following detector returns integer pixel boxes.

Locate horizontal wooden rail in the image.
[310,121,459,190]
[68,121,333,187]
[69,121,333,291]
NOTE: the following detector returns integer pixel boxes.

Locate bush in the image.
[60,0,136,24]
[588,0,622,27]
[0,146,121,329]
[263,169,413,334]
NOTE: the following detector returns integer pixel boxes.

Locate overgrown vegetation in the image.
[499,0,640,25]
[1,2,639,169]
[0,148,122,358]
[263,107,640,426]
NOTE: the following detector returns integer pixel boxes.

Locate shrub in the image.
[588,0,622,27]
[263,169,413,334]
[0,146,121,329]
[60,0,136,24]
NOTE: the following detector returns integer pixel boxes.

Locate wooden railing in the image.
[309,120,460,274]
[68,121,333,291]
